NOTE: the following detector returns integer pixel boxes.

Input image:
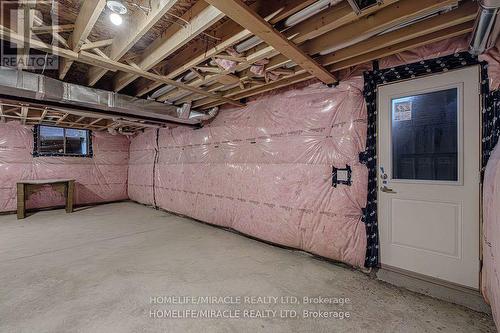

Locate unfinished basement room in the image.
[1,0,500,332]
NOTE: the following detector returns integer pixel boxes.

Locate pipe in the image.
[284,0,334,27]
[0,66,219,125]
[235,36,262,53]
[189,107,219,121]
[469,0,500,55]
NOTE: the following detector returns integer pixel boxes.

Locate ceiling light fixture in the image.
[109,12,123,25]
[106,1,127,26]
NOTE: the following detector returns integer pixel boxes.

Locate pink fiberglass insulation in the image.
[128,128,157,205]
[0,122,129,212]
[128,78,368,268]
[483,143,500,328]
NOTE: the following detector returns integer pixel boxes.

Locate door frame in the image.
[376,66,480,288]
[360,51,491,271]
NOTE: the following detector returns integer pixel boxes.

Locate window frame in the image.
[33,124,93,158]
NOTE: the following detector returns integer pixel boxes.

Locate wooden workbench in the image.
[17,179,75,219]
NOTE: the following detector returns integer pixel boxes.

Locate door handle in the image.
[380,185,397,194]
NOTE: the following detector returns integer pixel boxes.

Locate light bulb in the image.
[110,12,122,26]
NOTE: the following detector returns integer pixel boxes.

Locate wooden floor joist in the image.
[185,1,476,108]
[132,0,320,97]
[205,0,336,84]
[87,0,180,86]
[0,27,245,107]
[111,2,225,92]
[58,0,106,79]
[0,0,480,118]
[197,22,474,110]
[164,0,466,106]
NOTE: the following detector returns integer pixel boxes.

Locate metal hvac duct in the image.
[0,66,217,125]
[470,0,500,55]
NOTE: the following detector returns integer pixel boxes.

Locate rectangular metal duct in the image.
[470,0,500,55]
[0,66,205,125]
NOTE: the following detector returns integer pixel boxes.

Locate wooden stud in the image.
[17,183,25,219]
[32,24,75,34]
[80,39,113,51]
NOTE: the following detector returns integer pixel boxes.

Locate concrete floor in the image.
[0,202,496,333]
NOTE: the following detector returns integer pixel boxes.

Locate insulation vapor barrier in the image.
[129,79,369,268]
[0,122,129,212]
[483,143,500,327]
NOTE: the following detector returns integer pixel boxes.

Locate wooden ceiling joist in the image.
[158,0,456,104]
[32,24,75,34]
[20,106,28,125]
[80,39,114,51]
[59,0,106,80]
[111,2,225,92]
[152,0,382,102]
[87,0,180,86]
[39,108,47,123]
[204,0,336,84]
[197,21,474,110]
[132,0,317,97]
[0,27,244,107]
[185,0,476,107]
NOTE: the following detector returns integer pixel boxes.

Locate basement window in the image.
[33,125,93,157]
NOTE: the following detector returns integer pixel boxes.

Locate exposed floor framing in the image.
[0,0,479,127]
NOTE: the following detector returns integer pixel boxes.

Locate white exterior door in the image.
[377,66,480,289]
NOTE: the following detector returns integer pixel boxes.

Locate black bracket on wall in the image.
[332,165,352,187]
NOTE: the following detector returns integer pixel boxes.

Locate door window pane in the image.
[391,88,458,181]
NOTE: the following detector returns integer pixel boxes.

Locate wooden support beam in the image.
[32,24,74,34]
[70,116,85,127]
[84,118,103,128]
[87,0,180,86]
[214,54,248,62]
[111,2,225,91]
[39,108,47,123]
[204,0,336,84]
[33,16,70,48]
[0,27,245,107]
[0,105,4,123]
[56,113,69,125]
[20,106,28,125]
[59,0,106,80]
[80,39,114,51]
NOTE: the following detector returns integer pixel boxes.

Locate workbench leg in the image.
[17,183,25,219]
[66,181,74,213]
